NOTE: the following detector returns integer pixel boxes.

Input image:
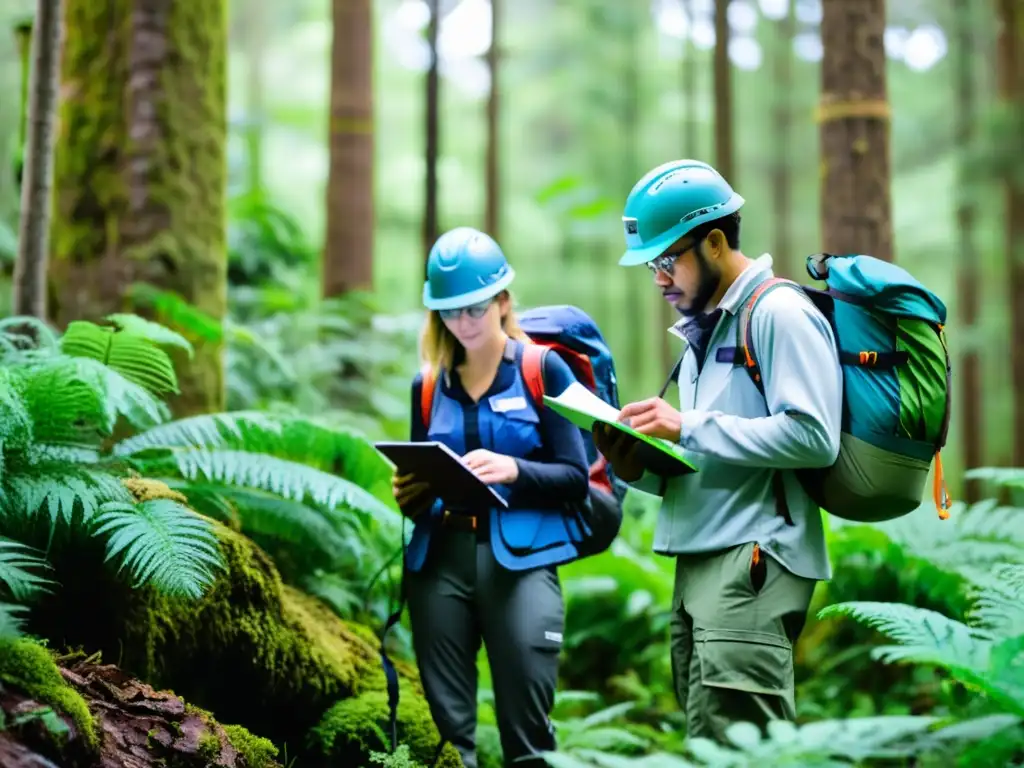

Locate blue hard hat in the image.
[423,227,516,310]
[619,159,745,267]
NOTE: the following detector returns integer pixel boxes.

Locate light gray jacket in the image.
[630,254,842,581]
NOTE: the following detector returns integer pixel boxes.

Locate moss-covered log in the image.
[0,637,279,767]
[48,0,228,416]
[24,481,461,767]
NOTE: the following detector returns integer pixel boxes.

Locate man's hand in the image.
[593,424,645,483]
[463,449,520,485]
[618,397,683,442]
[392,472,432,519]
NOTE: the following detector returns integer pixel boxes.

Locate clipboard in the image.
[374,441,510,510]
[542,382,698,477]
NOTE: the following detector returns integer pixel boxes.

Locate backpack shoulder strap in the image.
[521,343,547,408]
[737,276,803,394]
[419,363,437,429]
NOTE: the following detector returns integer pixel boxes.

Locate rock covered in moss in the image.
[27,480,459,767]
[0,638,277,767]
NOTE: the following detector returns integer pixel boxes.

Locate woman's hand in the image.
[392,472,432,518]
[463,449,520,485]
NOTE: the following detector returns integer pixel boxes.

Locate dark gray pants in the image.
[407,531,564,768]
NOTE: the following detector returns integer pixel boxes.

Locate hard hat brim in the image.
[618,192,745,267]
[422,267,516,311]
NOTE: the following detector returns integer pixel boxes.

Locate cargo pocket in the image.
[694,628,793,696]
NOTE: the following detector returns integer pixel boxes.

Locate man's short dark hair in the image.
[690,212,741,250]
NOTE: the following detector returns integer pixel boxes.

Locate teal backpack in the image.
[734,253,952,523]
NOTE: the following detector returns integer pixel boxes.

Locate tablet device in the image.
[374,441,510,510]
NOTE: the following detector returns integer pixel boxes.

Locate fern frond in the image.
[105,314,194,358]
[10,356,110,444]
[963,564,1024,637]
[68,356,170,430]
[965,467,1024,491]
[869,499,1024,573]
[818,601,991,670]
[112,411,282,455]
[0,602,28,639]
[92,499,223,599]
[0,537,53,601]
[121,412,394,495]
[140,449,398,526]
[3,464,133,525]
[192,484,353,564]
[61,319,182,396]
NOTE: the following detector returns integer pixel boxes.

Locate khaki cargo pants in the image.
[670,541,816,742]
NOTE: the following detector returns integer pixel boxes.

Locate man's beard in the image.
[676,250,722,318]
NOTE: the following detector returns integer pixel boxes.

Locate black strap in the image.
[659,349,687,399]
[717,345,909,372]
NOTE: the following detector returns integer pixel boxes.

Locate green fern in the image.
[92,499,223,599]
[3,464,133,526]
[61,318,183,395]
[0,603,28,639]
[132,449,397,526]
[0,537,53,601]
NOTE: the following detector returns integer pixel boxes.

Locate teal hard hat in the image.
[423,227,516,310]
[618,159,745,267]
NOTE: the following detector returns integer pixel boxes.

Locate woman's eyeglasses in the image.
[438,299,493,321]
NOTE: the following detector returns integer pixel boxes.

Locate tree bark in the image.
[48,0,228,417]
[818,0,893,261]
[423,0,440,273]
[484,0,500,241]
[13,0,63,319]
[996,0,1024,465]
[323,0,374,297]
[713,0,734,183]
[954,0,982,501]
[770,2,796,277]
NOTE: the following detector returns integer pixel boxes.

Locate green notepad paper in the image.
[543,383,698,475]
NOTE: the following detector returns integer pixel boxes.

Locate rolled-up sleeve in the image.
[677,289,842,468]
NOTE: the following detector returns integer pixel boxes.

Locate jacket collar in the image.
[668,253,775,340]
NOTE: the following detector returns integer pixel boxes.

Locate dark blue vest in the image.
[405,348,583,572]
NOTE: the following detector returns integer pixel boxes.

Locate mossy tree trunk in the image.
[48,0,228,417]
[818,0,893,261]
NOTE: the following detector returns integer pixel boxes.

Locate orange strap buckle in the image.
[858,350,879,366]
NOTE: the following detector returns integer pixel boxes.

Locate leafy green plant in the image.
[0,315,223,609]
[0,314,407,646]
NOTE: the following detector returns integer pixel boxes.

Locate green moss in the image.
[0,637,99,752]
[223,724,279,768]
[197,729,221,759]
[50,0,229,416]
[310,680,462,768]
[32,516,445,766]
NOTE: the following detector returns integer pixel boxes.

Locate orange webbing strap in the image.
[933,451,952,520]
[521,344,547,408]
[419,363,436,429]
[739,277,799,384]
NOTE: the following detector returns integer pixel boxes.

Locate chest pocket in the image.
[485,394,542,458]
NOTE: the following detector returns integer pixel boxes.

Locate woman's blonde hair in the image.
[419,290,526,373]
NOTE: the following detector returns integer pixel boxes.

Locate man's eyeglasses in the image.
[646,239,698,275]
[438,299,493,321]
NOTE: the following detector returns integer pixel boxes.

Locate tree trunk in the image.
[323,0,374,297]
[818,0,893,261]
[954,0,982,501]
[484,0,500,240]
[713,0,734,183]
[659,0,699,374]
[770,2,795,278]
[423,0,440,273]
[996,0,1024,465]
[48,0,228,418]
[13,0,62,320]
